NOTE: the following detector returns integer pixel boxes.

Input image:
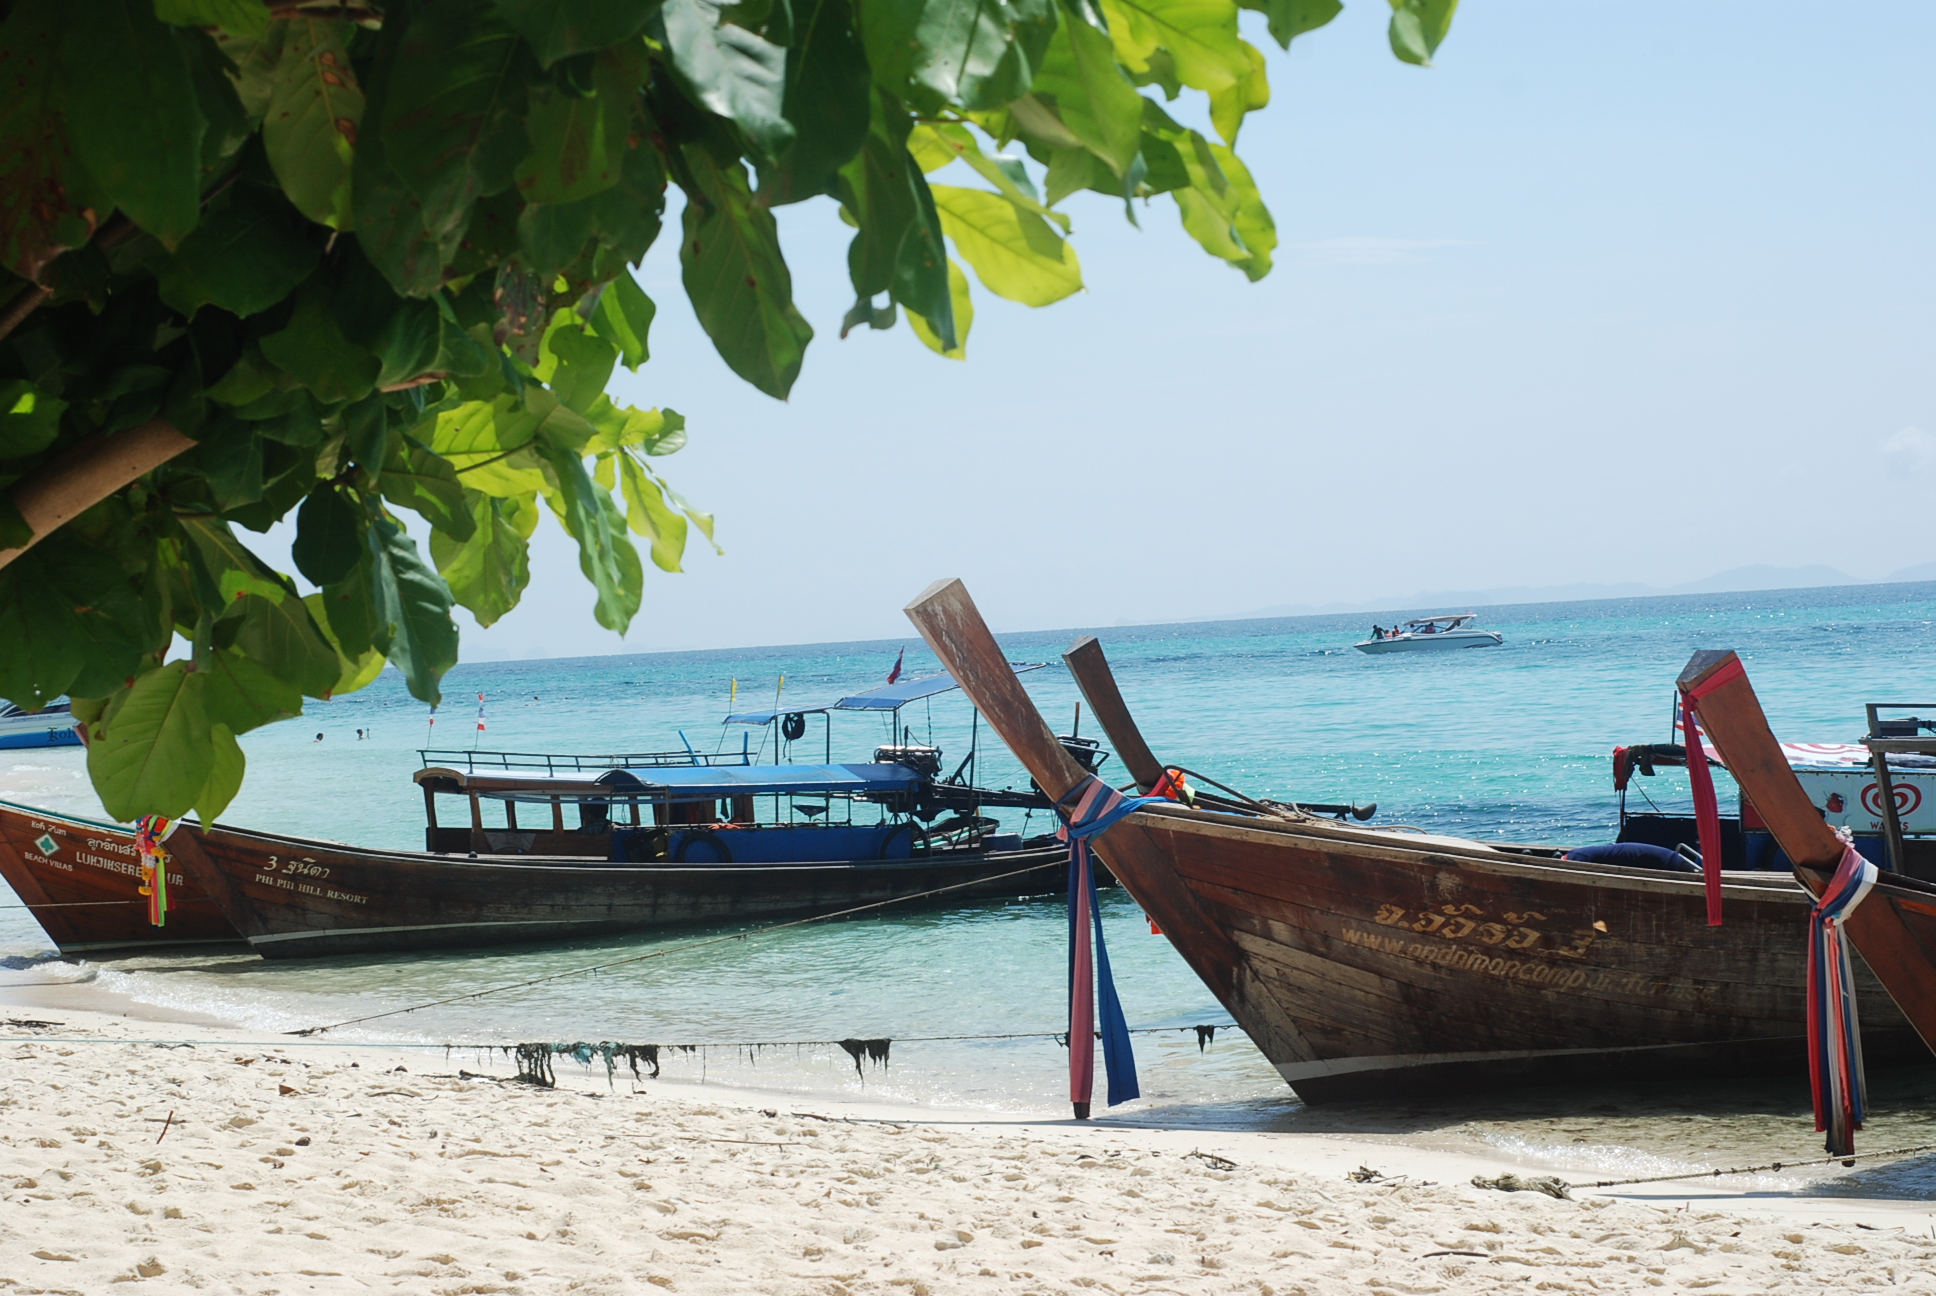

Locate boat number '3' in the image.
[1371,903,1598,958]
[263,855,331,880]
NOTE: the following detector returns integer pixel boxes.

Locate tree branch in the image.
[0,214,141,346]
[0,419,195,575]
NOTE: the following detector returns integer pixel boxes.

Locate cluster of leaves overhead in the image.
[0,0,1453,826]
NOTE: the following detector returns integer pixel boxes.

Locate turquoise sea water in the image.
[5,582,1936,1160]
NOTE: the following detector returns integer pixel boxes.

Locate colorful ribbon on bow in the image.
[1055,776,1157,1118]
[1808,840,1878,1157]
[1678,657,1747,926]
[134,815,176,928]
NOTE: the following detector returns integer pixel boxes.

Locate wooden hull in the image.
[164,820,1076,959]
[0,801,245,953]
[1102,807,1930,1103]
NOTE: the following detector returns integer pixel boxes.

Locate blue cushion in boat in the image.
[1565,842,1701,873]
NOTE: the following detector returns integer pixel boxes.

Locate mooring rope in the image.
[292,858,1071,1036]
[0,1022,1237,1052]
[1573,1140,1936,1189]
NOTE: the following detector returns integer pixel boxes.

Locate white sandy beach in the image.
[3,1000,1934,1295]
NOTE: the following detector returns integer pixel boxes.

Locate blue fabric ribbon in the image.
[1057,777,1160,1108]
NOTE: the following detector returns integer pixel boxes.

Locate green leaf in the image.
[85,661,211,821]
[930,185,1082,306]
[583,400,684,456]
[514,46,643,206]
[263,17,364,229]
[202,646,303,735]
[678,150,813,399]
[152,182,321,318]
[155,0,272,37]
[1100,0,1249,97]
[195,722,246,825]
[591,274,655,369]
[349,16,444,297]
[0,498,29,551]
[215,20,287,120]
[0,0,105,281]
[617,454,687,573]
[301,591,386,696]
[540,321,619,414]
[56,0,203,248]
[430,491,533,629]
[906,257,972,359]
[1207,39,1267,145]
[1239,0,1340,50]
[661,0,794,161]
[380,0,531,239]
[429,397,552,498]
[1149,107,1273,280]
[193,414,266,509]
[911,124,1069,230]
[339,391,389,479]
[661,478,717,551]
[292,484,367,586]
[836,92,954,350]
[366,513,460,705]
[862,0,1058,114]
[764,0,871,204]
[0,559,90,709]
[539,440,641,630]
[259,282,380,403]
[490,0,662,67]
[0,380,66,461]
[1031,16,1145,177]
[379,434,476,542]
[29,532,163,698]
[183,25,253,170]
[180,514,342,697]
[316,557,378,658]
[217,566,285,605]
[1388,0,1456,66]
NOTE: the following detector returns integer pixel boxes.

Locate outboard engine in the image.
[874,744,942,776]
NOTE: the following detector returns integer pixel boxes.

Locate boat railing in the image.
[418,748,754,773]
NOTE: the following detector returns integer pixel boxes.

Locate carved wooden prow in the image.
[905,580,1320,1066]
[1063,636,1165,795]
[1678,649,1936,1052]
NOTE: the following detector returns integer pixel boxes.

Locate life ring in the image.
[781,712,807,741]
[674,830,733,864]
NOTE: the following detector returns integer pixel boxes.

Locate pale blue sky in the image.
[369,2,1936,658]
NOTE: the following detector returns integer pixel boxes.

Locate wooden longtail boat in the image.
[0,801,243,952]
[56,755,1073,960]
[905,580,1931,1103]
[1678,650,1936,1054]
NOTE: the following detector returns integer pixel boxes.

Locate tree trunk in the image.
[0,419,194,573]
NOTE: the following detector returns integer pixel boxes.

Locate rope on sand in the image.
[1472,1140,1936,1198]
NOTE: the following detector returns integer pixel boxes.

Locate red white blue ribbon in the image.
[1679,657,1748,926]
[1055,777,1154,1115]
[1808,841,1878,1157]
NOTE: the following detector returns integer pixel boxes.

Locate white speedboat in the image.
[1354,613,1503,654]
[0,700,81,750]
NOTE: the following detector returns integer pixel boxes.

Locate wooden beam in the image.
[1063,636,1164,794]
[1679,648,1936,1053]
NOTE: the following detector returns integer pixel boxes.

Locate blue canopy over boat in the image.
[723,663,1045,726]
[597,763,924,796]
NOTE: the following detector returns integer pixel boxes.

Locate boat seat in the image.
[1565,843,1700,874]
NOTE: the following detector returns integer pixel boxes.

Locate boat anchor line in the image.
[290,858,1069,1036]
